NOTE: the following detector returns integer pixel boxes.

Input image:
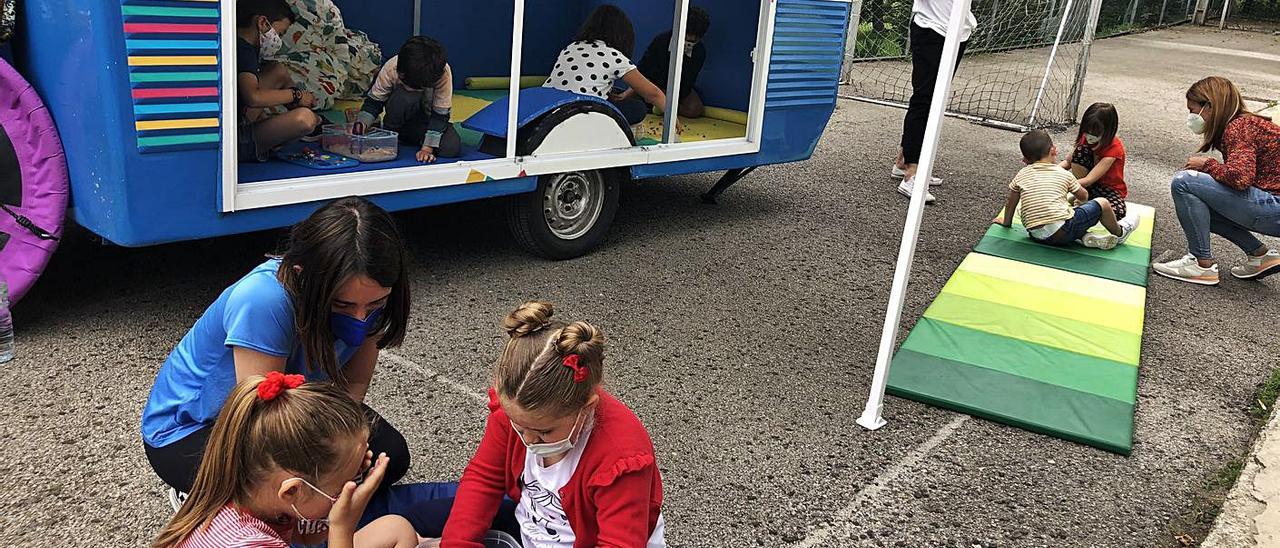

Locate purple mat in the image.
[0,58,69,304]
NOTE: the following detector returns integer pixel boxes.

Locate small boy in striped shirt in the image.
[996,130,1138,250]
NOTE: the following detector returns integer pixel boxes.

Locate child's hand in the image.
[328,452,390,536]
[992,216,1010,228]
[299,91,318,109]
[417,146,437,163]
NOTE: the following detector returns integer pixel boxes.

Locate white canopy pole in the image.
[857,0,973,431]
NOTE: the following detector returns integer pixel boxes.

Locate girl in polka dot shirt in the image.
[544,5,669,126]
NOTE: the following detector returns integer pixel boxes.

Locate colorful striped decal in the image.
[122,0,222,154]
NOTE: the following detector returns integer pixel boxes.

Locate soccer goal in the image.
[841,0,1107,130]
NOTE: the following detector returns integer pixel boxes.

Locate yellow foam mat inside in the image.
[451,95,494,123]
[633,113,747,144]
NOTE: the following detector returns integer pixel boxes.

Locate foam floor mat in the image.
[975,203,1155,287]
[886,252,1147,454]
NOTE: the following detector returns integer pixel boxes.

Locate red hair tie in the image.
[258,371,305,401]
[562,354,589,383]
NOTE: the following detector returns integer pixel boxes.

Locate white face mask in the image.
[513,410,588,458]
[1084,133,1101,145]
[287,477,335,535]
[1187,104,1208,135]
[683,40,697,57]
[260,25,284,57]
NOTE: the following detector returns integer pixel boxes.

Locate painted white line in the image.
[381,351,488,403]
[792,415,970,547]
[1122,38,1280,65]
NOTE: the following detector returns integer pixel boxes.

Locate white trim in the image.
[663,0,691,144]
[506,0,525,159]
[230,139,760,211]
[645,138,756,164]
[746,0,778,145]
[859,0,973,431]
[531,113,632,155]
[219,0,238,212]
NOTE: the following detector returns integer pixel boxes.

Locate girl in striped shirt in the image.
[153,374,419,548]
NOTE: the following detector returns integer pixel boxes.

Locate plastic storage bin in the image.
[322,124,400,163]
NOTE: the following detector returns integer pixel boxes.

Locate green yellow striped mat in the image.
[976,203,1156,286]
[887,204,1154,454]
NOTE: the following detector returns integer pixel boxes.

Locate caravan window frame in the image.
[218,0,777,212]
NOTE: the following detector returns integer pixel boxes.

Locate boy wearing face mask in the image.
[626,6,711,119]
[407,301,666,548]
[1059,102,1129,220]
[235,0,323,162]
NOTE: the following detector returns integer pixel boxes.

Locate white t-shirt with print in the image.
[514,419,668,548]
[543,40,636,99]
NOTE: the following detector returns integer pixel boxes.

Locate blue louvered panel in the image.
[767,0,851,109]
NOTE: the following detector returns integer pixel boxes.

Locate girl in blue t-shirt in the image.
[142,196,413,504]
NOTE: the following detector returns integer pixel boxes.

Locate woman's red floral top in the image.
[1204,114,1280,194]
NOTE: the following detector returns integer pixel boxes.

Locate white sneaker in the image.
[168,487,188,513]
[1081,217,1139,250]
[1116,216,1140,246]
[1230,249,1280,280]
[1081,232,1118,250]
[1152,254,1220,286]
[897,178,936,204]
[891,165,943,186]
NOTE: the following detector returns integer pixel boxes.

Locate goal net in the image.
[841,0,1104,130]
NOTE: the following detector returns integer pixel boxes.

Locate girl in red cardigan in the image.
[438,301,666,548]
[1060,102,1129,220]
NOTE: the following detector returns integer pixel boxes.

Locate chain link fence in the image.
[841,0,1199,130]
[1216,0,1280,32]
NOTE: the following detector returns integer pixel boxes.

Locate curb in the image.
[1202,403,1280,547]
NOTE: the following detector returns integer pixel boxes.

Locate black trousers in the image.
[144,405,410,493]
[383,85,463,157]
[901,23,968,165]
[612,97,650,125]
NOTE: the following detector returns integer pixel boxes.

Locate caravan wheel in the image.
[507,169,619,260]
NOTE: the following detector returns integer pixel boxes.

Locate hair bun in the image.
[556,321,605,362]
[503,301,555,338]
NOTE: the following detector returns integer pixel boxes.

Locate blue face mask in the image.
[330,307,383,347]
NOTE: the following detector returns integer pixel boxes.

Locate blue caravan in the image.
[3,0,850,297]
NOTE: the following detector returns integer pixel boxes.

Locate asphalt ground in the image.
[1,25,1278,548]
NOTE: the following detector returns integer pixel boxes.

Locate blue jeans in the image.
[1030,199,1103,246]
[1170,170,1280,259]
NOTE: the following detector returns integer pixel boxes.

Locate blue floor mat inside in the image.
[239,143,496,183]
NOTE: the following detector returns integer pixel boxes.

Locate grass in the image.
[1164,366,1280,546]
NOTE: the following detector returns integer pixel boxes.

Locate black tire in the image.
[506,169,620,260]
